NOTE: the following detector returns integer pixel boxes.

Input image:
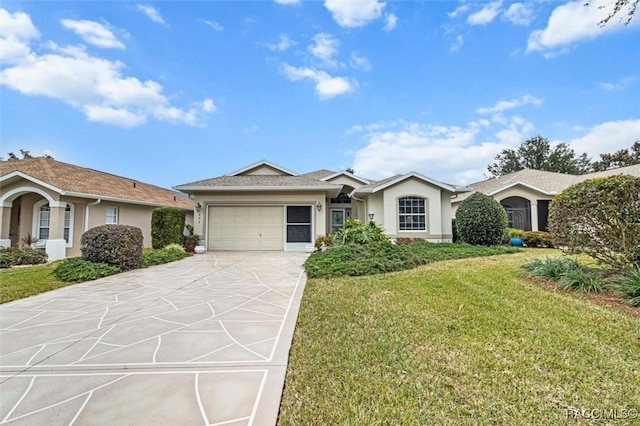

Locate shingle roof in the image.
[176,174,342,189]
[0,157,193,209]
[302,169,336,180]
[455,165,640,203]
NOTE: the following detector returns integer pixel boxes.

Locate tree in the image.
[585,0,638,26]
[455,192,507,246]
[0,149,52,161]
[591,141,640,171]
[487,135,592,177]
[549,175,640,269]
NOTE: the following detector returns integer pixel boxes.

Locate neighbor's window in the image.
[106,207,118,224]
[398,197,426,231]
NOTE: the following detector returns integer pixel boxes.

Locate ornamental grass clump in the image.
[609,265,640,306]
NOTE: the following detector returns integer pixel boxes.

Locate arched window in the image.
[398,196,426,231]
[33,201,74,247]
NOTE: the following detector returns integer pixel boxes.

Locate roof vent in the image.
[173,196,176,201]
[133,182,136,188]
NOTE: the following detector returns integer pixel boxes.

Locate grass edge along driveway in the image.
[279,250,640,425]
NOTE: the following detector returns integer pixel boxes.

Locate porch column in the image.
[46,203,67,260]
[530,201,539,232]
[0,206,11,248]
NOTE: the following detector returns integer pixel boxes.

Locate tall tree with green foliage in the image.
[591,141,640,171]
[487,135,592,177]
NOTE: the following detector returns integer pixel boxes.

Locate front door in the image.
[330,209,346,232]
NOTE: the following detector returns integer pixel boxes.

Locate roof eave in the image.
[175,184,342,192]
[0,171,64,195]
[62,191,193,209]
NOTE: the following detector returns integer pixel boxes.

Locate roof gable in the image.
[320,171,371,188]
[227,160,298,177]
[354,172,470,195]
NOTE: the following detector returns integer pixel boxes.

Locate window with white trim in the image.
[33,201,74,246]
[105,207,118,224]
[398,197,426,231]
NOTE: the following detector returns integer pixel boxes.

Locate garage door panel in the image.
[208,206,283,250]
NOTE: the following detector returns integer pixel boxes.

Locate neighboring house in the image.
[0,157,194,260]
[452,164,640,232]
[175,160,470,252]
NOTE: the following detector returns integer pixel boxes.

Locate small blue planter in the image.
[510,237,523,247]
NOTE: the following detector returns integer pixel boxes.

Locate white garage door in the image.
[208,206,284,250]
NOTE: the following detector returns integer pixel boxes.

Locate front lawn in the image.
[279,250,640,425]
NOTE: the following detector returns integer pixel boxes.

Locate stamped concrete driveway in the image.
[0,251,308,425]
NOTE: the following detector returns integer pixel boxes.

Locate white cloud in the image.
[0,14,215,128]
[448,4,470,18]
[84,105,145,127]
[526,0,633,55]
[450,35,464,52]
[324,0,386,28]
[308,33,340,68]
[568,119,640,159]
[503,3,534,26]
[0,9,40,63]
[282,64,355,100]
[266,33,295,51]
[467,1,503,26]
[476,95,543,114]
[136,4,165,24]
[201,19,223,31]
[350,52,372,71]
[596,76,635,91]
[274,0,300,4]
[61,19,125,49]
[383,13,398,31]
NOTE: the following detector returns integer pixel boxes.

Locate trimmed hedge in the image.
[455,192,507,246]
[522,231,554,248]
[151,207,186,249]
[81,225,143,270]
[141,247,189,267]
[0,247,48,268]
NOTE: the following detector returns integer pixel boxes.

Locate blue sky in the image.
[1,0,639,189]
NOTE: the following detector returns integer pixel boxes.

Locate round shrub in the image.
[81,225,143,270]
[0,247,48,268]
[549,175,640,269]
[455,192,508,246]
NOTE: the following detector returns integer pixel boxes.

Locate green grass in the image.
[1,248,192,304]
[0,262,70,304]
[279,249,640,425]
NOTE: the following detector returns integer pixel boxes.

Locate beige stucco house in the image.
[452,164,640,232]
[175,160,470,252]
[0,157,194,260]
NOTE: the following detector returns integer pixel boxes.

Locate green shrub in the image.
[164,243,186,252]
[53,257,121,282]
[522,231,553,248]
[549,175,640,269]
[455,192,508,246]
[331,218,388,246]
[508,228,524,238]
[520,256,585,281]
[184,234,200,253]
[0,247,48,268]
[609,266,640,306]
[151,207,187,249]
[141,248,190,267]
[451,219,460,243]
[81,225,143,271]
[304,241,518,278]
[557,268,603,293]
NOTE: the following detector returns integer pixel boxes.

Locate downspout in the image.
[84,199,101,231]
[348,190,369,223]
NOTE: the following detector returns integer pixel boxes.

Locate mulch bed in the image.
[525,277,639,317]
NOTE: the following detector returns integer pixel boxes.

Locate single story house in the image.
[452,164,640,232]
[0,157,194,260]
[175,160,470,252]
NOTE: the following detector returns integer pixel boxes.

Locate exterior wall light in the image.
[316,202,323,212]
[368,213,375,220]
[195,202,202,213]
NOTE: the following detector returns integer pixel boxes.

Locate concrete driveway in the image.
[0,251,308,425]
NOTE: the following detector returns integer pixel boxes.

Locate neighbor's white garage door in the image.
[208,206,284,250]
